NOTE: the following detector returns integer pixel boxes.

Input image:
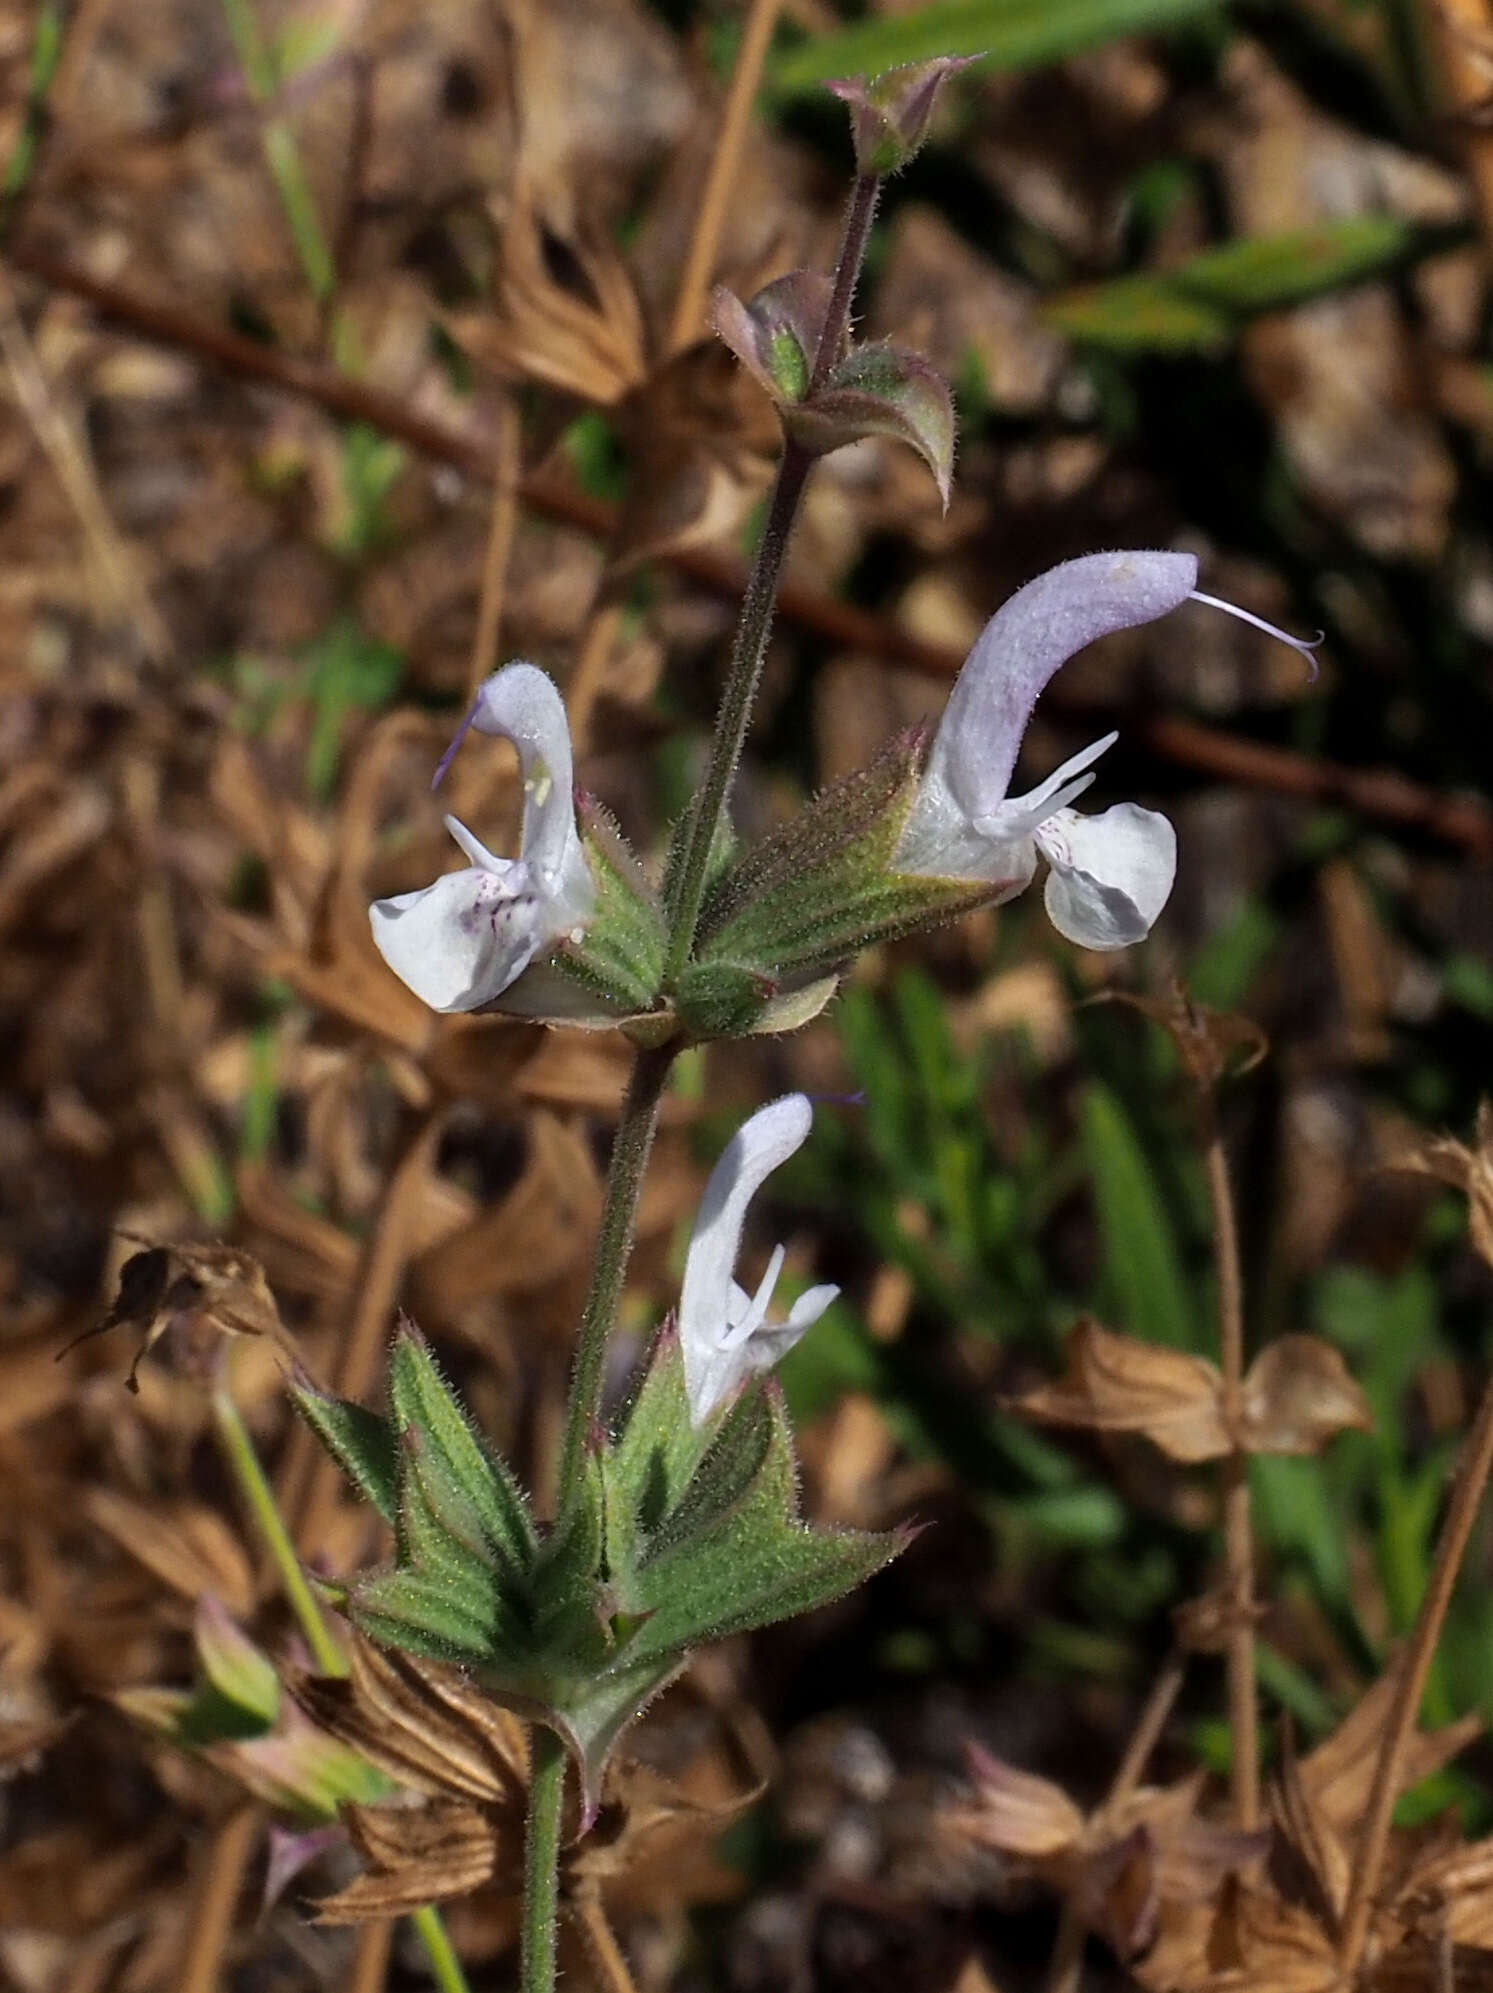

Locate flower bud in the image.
[827,57,975,176]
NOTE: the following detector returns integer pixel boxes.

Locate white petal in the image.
[369,862,543,1012]
[1036,803,1176,950]
[467,663,593,923]
[928,552,1195,815]
[679,1094,815,1427]
[733,1283,839,1384]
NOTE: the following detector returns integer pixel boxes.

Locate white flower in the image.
[678,1094,838,1428]
[896,551,1319,950]
[370,663,595,1013]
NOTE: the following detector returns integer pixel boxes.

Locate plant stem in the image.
[1339,1370,1493,1972]
[522,1730,567,1993]
[808,172,879,394]
[410,1904,476,1993]
[662,169,880,978]
[1201,1102,1258,1832]
[210,1383,347,1678]
[555,1044,675,1512]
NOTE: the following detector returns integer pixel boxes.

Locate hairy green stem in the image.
[661,169,881,978]
[210,1384,347,1678]
[555,1044,675,1513]
[522,1731,568,1993]
[410,1904,476,1993]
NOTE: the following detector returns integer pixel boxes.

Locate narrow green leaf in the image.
[1046,219,1424,354]
[1080,1082,1194,1348]
[1044,277,1230,354]
[388,1327,535,1573]
[289,1372,399,1526]
[772,0,1219,92]
[1172,216,1414,311]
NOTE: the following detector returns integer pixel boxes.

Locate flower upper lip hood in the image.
[895,550,1318,951]
[369,662,595,1014]
[678,1093,838,1428]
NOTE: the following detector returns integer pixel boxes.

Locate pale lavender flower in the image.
[679,1094,838,1427]
[370,663,594,1012]
[897,551,1319,949]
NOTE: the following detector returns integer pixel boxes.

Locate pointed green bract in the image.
[295,1316,907,1814]
[388,1326,535,1574]
[288,1372,399,1526]
[619,1385,900,1668]
[607,1325,711,1535]
[351,1566,525,1667]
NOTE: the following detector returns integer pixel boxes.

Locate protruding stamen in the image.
[1189,590,1324,680]
[443,815,508,871]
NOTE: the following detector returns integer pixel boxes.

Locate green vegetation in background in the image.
[771,0,1222,90]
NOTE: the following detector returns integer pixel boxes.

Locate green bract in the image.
[292,1321,903,1811]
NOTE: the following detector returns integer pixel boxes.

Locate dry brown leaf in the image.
[82,1490,254,1616]
[954,1746,1087,1856]
[59,1240,291,1391]
[1095,983,1269,1093]
[1239,1336,1374,1455]
[1008,1318,1231,1463]
[1393,1100,1493,1268]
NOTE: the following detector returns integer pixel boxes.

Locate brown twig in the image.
[568,1886,640,1993]
[347,1918,395,1993]
[1338,1370,1493,1972]
[9,239,1493,858]
[177,1806,260,1993]
[666,0,786,355]
[1201,1099,1258,1833]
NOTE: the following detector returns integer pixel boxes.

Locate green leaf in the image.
[1046,219,1422,354]
[772,0,1220,92]
[1171,216,1415,311]
[1045,277,1230,354]
[388,1327,535,1576]
[289,1371,399,1527]
[1080,1082,1194,1348]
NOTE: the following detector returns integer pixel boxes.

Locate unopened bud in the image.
[827,57,976,176]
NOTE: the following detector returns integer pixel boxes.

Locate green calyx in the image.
[291,1321,903,1812]
[680,729,998,1024]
